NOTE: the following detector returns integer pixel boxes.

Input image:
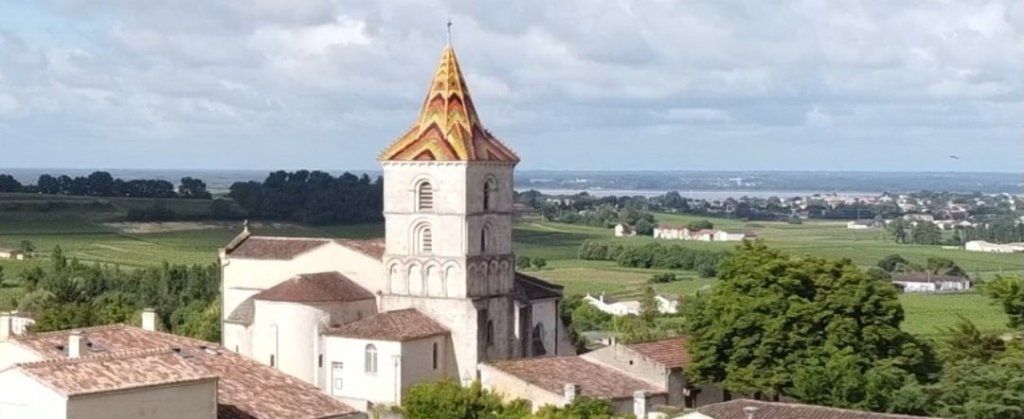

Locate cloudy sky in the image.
[0,0,1021,172]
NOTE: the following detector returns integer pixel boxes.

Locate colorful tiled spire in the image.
[379,45,519,162]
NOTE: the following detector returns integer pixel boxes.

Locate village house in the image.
[891,273,970,293]
[581,337,726,408]
[615,223,637,237]
[0,311,364,419]
[583,293,679,316]
[965,240,1024,253]
[653,225,752,242]
[0,311,35,339]
[846,219,882,229]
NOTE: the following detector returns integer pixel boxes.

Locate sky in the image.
[0,0,1021,172]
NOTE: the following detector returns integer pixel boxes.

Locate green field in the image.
[0,195,1018,335]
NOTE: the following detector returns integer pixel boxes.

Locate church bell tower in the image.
[377,42,521,381]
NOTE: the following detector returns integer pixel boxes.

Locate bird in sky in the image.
[949,155,960,160]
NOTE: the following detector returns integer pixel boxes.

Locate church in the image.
[218,42,575,410]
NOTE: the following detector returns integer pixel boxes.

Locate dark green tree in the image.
[178,177,213,199]
[401,380,529,419]
[877,254,910,273]
[515,256,532,271]
[684,241,936,402]
[531,257,547,270]
[639,286,658,324]
[980,276,1023,329]
[534,397,615,418]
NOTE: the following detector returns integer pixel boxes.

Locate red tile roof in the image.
[12,325,360,419]
[253,272,375,304]
[696,399,935,419]
[226,236,385,261]
[326,309,448,342]
[13,349,217,396]
[625,337,691,369]
[486,356,665,400]
[227,237,330,260]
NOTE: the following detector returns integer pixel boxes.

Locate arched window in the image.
[416,226,433,254]
[480,228,487,254]
[532,323,547,356]
[364,344,378,374]
[432,342,439,370]
[483,179,495,211]
[417,182,434,211]
[486,320,495,347]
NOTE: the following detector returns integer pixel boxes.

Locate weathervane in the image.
[446,18,453,45]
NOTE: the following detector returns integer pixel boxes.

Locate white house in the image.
[846,220,882,230]
[654,225,751,242]
[713,230,752,241]
[965,240,1024,253]
[892,274,970,293]
[0,312,362,418]
[615,223,637,237]
[0,311,35,339]
[584,293,679,316]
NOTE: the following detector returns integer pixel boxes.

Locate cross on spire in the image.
[446,18,453,45]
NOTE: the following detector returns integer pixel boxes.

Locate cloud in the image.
[0,0,1021,172]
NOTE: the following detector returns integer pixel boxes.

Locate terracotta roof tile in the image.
[13,325,360,419]
[226,236,385,261]
[326,309,448,342]
[227,237,330,260]
[625,337,690,369]
[697,399,935,419]
[486,356,664,400]
[13,349,217,396]
[253,272,374,304]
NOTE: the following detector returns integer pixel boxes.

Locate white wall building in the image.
[615,223,637,237]
[892,274,970,293]
[583,293,679,316]
[965,240,1024,253]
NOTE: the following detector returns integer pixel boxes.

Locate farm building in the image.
[892,274,970,293]
[653,226,751,242]
[614,223,636,237]
[583,293,678,316]
[846,220,882,229]
[965,240,1024,253]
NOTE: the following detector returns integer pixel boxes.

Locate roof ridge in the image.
[14,323,129,341]
[713,399,932,418]
[14,348,175,368]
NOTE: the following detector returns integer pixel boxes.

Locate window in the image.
[418,182,434,211]
[486,320,495,347]
[480,228,487,253]
[365,344,378,374]
[270,354,275,367]
[483,179,495,210]
[332,362,344,393]
[419,226,433,254]
[432,342,439,370]
[318,354,323,368]
[532,324,547,356]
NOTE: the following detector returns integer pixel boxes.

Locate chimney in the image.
[0,312,11,340]
[141,308,157,331]
[743,406,759,419]
[68,330,83,358]
[563,383,580,403]
[633,390,650,418]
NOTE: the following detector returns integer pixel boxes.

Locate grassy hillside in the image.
[0,200,1017,336]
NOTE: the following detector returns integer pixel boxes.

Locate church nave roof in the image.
[325,308,448,342]
[252,272,375,304]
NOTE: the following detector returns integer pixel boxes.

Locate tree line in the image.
[9,246,221,341]
[0,172,211,199]
[578,240,727,277]
[228,170,383,224]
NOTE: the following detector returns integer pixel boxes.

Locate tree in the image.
[887,219,909,244]
[86,171,115,196]
[980,276,1023,328]
[877,254,909,273]
[0,174,24,192]
[0,266,5,288]
[684,241,936,402]
[930,350,1024,419]
[926,257,965,277]
[531,257,547,270]
[634,218,654,236]
[639,286,658,324]
[939,317,1005,363]
[613,315,663,344]
[179,177,212,199]
[516,256,532,270]
[401,380,529,419]
[534,397,615,418]
[570,302,612,331]
[173,298,221,342]
[687,219,714,230]
[910,222,942,245]
[648,272,677,284]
